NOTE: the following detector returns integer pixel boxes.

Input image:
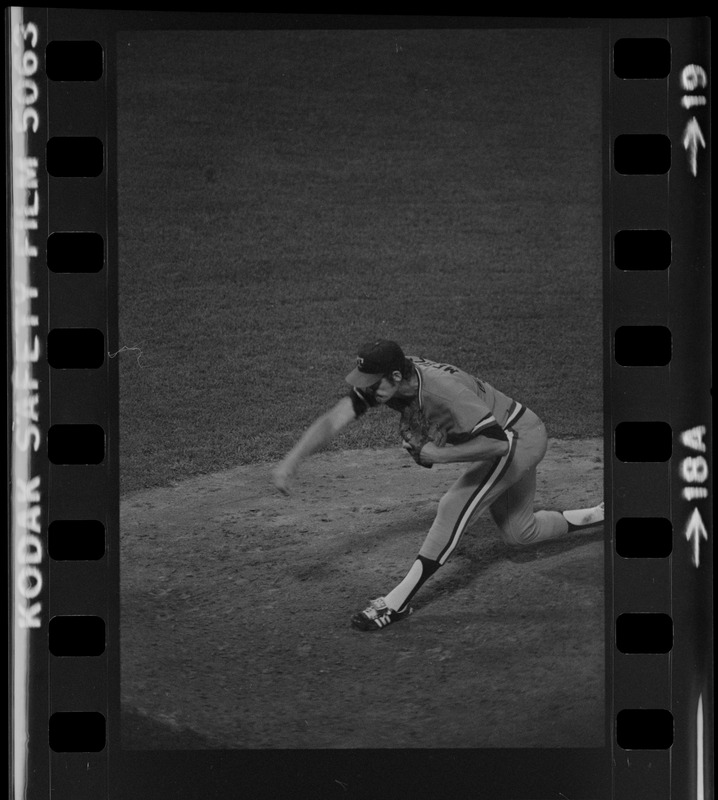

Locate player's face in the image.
[367,372,402,403]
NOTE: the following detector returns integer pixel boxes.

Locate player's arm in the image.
[422,425,509,465]
[272,395,358,495]
[420,403,510,466]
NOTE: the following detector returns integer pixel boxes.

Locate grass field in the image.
[117,24,606,763]
[117,27,602,495]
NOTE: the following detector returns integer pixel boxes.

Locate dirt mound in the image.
[121,439,604,748]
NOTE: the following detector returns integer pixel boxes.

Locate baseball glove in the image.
[399,404,447,468]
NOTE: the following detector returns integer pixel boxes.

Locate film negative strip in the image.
[8,12,712,800]
[609,19,712,800]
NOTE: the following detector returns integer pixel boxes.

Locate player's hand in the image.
[415,442,444,466]
[272,461,296,495]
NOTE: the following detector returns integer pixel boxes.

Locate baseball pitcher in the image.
[273,339,604,631]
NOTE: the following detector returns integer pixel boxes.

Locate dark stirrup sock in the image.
[384,555,441,612]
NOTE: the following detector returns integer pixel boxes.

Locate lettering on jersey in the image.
[413,357,459,375]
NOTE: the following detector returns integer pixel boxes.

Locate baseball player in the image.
[272,339,604,631]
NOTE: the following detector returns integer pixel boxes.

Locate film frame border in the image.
[7,11,712,800]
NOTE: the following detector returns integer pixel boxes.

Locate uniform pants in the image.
[418,410,568,563]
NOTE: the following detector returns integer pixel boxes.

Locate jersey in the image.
[348,356,528,447]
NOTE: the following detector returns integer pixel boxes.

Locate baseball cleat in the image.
[563,501,604,530]
[351,597,412,631]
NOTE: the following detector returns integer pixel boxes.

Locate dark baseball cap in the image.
[345,339,406,388]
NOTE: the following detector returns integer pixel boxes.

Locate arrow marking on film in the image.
[683,117,706,177]
[684,507,708,568]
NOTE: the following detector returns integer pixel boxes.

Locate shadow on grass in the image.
[280,508,438,575]
[414,526,604,611]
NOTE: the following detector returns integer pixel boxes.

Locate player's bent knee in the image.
[500,520,540,547]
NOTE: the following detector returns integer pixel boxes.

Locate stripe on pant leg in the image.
[504,401,526,429]
[436,431,517,565]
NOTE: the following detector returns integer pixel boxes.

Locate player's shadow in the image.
[282,506,439,575]
[414,527,604,609]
